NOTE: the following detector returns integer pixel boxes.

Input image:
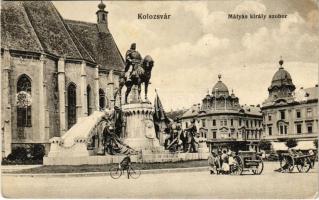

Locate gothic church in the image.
[1,1,124,157]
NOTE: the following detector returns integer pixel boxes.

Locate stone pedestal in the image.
[122,103,161,151]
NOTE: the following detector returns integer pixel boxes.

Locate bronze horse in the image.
[116,55,154,104]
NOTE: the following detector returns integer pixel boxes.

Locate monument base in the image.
[43,152,210,165]
[122,102,161,151]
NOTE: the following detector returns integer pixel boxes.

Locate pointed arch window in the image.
[67,83,77,129]
[99,89,106,110]
[16,75,32,127]
[87,85,92,115]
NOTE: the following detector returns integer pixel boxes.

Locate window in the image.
[185,122,189,128]
[307,124,313,133]
[212,119,216,126]
[306,108,312,118]
[250,120,253,127]
[239,118,242,126]
[296,124,302,134]
[296,110,301,118]
[201,119,206,127]
[279,125,283,135]
[99,89,105,110]
[87,85,92,115]
[67,83,77,129]
[17,75,32,128]
[246,120,249,127]
[254,120,257,127]
[213,131,216,139]
[268,114,272,121]
[220,119,227,126]
[268,126,272,136]
[284,126,287,134]
[231,119,233,126]
[280,110,285,120]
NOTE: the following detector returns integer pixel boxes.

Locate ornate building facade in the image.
[1,1,124,157]
[180,75,263,152]
[261,59,318,142]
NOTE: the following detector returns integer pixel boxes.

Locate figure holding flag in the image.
[153,89,171,145]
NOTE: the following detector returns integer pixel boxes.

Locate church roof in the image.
[65,19,125,71]
[1,1,125,71]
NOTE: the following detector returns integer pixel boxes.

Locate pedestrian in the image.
[208,151,219,174]
[221,150,230,174]
[228,151,236,173]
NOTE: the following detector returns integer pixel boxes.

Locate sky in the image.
[53,0,319,111]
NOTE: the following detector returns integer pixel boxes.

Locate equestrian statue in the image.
[116,43,154,104]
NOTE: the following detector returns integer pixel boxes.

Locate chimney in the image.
[96,1,108,33]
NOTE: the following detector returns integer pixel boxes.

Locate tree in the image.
[285,138,298,149]
[314,139,318,149]
[258,139,272,151]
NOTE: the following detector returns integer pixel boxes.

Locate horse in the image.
[116,55,154,104]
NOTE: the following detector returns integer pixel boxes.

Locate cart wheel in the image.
[280,155,294,172]
[252,160,264,175]
[296,157,311,173]
[232,156,243,175]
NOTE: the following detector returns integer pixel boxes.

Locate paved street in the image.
[2,162,318,199]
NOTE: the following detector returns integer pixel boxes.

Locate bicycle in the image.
[109,164,141,179]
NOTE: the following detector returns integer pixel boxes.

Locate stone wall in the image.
[45,58,60,139]
[10,56,42,143]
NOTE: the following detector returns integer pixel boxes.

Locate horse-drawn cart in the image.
[231,151,264,175]
[276,149,315,173]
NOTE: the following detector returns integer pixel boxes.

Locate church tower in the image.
[96,0,108,33]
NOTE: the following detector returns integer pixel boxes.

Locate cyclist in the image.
[119,153,132,171]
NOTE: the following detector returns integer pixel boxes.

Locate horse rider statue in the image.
[125,43,142,83]
[116,43,154,104]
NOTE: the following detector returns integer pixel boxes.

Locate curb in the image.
[2,167,208,177]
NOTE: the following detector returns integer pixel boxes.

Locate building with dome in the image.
[261,59,318,142]
[180,75,263,152]
[1,1,125,157]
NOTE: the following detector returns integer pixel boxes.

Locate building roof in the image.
[1,1,125,71]
[304,86,318,101]
[240,105,262,116]
[269,60,295,90]
[166,109,188,121]
[181,104,201,118]
[212,75,229,96]
[294,86,318,102]
[65,19,125,71]
[212,81,229,94]
[181,104,262,119]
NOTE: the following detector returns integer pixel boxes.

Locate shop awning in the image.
[292,141,316,150]
[271,142,287,151]
[271,141,316,151]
